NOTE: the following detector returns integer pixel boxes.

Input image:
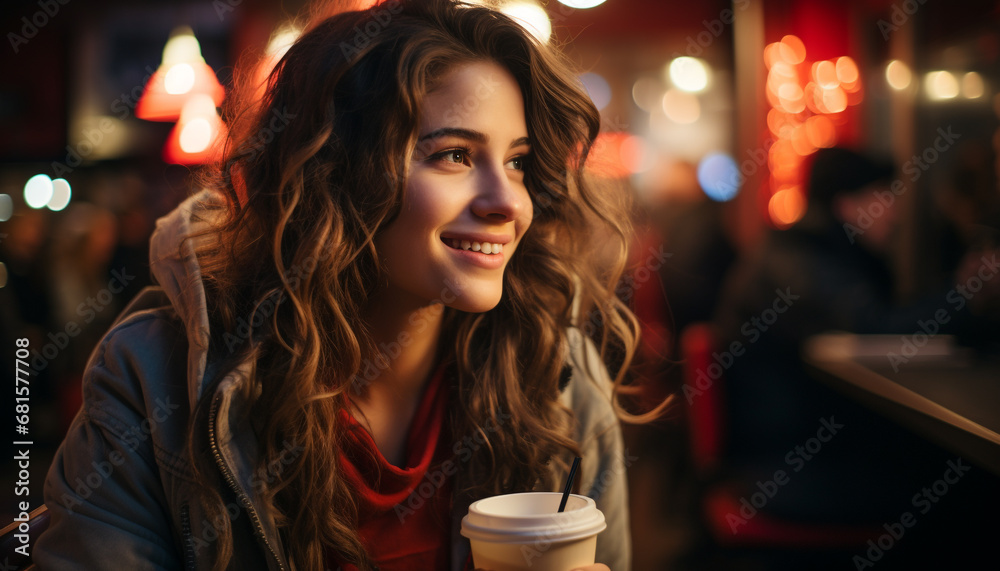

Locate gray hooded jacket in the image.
[35,191,633,570]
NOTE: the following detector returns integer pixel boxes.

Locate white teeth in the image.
[446,239,505,254]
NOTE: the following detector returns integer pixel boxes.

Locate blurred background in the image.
[2,0,999,569]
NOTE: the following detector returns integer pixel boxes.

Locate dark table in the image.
[804,333,1000,476]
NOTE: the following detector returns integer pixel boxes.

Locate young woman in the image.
[37,1,654,569]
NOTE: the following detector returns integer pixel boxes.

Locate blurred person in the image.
[36,1,667,569]
[644,160,737,356]
[711,146,994,528]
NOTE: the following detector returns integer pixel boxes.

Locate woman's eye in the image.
[506,156,526,171]
[436,150,468,164]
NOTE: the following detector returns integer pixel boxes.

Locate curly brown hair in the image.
[187,1,655,569]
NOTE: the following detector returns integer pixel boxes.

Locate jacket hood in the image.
[148,190,219,410]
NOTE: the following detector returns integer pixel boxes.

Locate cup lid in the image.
[460,492,607,544]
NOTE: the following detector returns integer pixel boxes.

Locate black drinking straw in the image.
[558,456,581,513]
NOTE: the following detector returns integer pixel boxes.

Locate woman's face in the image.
[374,60,533,313]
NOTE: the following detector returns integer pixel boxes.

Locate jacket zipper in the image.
[180,504,196,571]
[208,392,287,571]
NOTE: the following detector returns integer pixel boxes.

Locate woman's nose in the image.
[470,166,530,222]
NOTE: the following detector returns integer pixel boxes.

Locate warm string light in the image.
[763,35,863,228]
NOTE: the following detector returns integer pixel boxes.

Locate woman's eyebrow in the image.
[509,136,531,149]
[418,127,486,144]
[417,128,531,150]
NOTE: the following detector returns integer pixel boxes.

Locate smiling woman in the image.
[34,1,656,570]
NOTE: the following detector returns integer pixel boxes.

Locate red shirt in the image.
[329,362,453,570]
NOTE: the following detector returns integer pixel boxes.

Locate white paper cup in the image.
[461,492,607,571]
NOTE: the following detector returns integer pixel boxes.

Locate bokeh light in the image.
[556,0,607,7]
[0,194,12,222]
[778,35,806,65]
[668,57,710,93]
[265,23,301,58]
[697,152,741,201]
[661,89,700,124]
[885,60,912,90]
[835,57,859,85]
[632,77,661,112]
[47,178,72,211]
[587,131,631,178]
[579,72,612,110]
[181,119,211,153]
[962,72,985,99]
[24,174,54,209]
[821,86,847,113]
[500,2,551,44]
[925,71,959,100]
[619,135,650,174]
[768,187,806,228]
[804,115,836,148]
[812,60,838,89]
[164,63,195,95]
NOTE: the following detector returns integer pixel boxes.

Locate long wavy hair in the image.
[188,0,652,568]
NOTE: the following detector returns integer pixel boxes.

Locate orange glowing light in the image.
[764,43,781,69]
[586,132,632,178]
[790,125,815,156]
[812,60,839,89]
[805,115,836,148]
[619,135,649,174]
[778,35,806,65]
[768,187,806,228]
[767,109,793,136]
[821,86,848,113]
[761,39,862,230]
[836,57,859,85]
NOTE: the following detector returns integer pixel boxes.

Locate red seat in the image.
[680,322,880,548]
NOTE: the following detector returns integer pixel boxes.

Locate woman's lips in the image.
[442,237,506,269]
